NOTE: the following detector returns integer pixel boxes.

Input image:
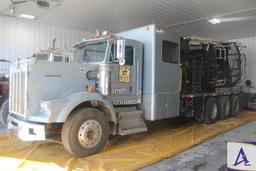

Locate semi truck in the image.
[7,24,245,157]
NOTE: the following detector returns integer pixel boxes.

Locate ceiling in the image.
[1,0,256,40]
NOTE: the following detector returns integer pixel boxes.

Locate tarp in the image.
[1,111,256,171]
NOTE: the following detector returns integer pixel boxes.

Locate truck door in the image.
[106,39,142,105]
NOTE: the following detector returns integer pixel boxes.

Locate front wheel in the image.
[61,108,110,157]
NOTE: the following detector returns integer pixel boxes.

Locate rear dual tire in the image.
[230,95,240,117]
[218,96,230,120]
[202,95,240,124]
[203,97,218,124]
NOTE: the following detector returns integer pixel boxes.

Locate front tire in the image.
[61,108,110,157]
[203,97,218,124]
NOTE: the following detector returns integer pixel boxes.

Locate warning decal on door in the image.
[118,65,131,83]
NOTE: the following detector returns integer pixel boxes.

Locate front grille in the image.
[9,63,27,116]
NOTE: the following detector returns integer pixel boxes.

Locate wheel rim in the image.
[78,120,102,148]
[210,103,218,120]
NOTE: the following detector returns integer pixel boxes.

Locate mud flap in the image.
[117,110,147,135]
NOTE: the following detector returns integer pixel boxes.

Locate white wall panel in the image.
[233,36,256,90]
[0,15,90,62]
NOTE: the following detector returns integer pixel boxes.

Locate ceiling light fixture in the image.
[19,14,35,20]
[207,18,221,24]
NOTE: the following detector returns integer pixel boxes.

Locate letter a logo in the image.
[233,147,251,166]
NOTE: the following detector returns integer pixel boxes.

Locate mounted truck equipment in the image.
[180,37,245,123]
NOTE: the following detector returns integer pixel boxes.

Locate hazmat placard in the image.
[118,65,131,83]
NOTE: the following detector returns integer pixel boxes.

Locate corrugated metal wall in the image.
[233,36,256,89]
[0,15,90,62]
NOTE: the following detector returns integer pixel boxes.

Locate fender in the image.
[47,91,117,124]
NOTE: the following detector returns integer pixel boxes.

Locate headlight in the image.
[86,70,98,80]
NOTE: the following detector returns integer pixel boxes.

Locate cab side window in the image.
[110,44,134,65]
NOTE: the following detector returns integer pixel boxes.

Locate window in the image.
[216,48,226,59]
[53,56,63,62]
[111,44,134,65]
[162,40,178,63]
[124,46,134,65]
[74,41,107,63]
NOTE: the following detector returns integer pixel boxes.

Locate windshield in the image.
[74,41,107,63]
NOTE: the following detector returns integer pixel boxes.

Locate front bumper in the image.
[7,115,46,141]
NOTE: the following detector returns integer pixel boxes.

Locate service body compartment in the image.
[118,24,180,120]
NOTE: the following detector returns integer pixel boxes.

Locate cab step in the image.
[117,110,147,136]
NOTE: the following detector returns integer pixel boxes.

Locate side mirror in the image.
[117,39,125,65]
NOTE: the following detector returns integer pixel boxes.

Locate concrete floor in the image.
[0,120,255,171]
[140,120,256,171]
